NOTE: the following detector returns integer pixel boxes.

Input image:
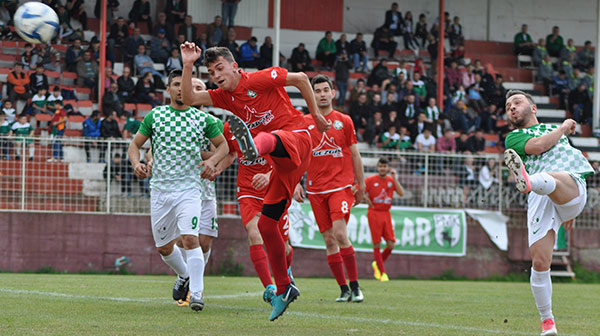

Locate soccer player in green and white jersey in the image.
[128,70,228,312]
[504,90,593,336]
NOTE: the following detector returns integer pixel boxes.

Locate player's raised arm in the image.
[180,42,213,107]
[286,72,331,132]
[390,169,404,197]
[523,119,576,155]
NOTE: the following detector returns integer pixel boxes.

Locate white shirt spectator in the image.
[414,133,436,151]
[479,165,499,190]
[2,107,16,123]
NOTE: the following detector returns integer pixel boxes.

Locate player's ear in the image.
[232,61,239,71]
[530,103,537,115]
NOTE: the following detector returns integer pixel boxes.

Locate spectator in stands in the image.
[368,92,383,112]
[568,67,582,91]
[479,158,499,191]
[577,41,595,71]
[135,71,160,107]
[448,16,463,50]
[195,32,212,59]
[20,43,38,71]
[380,125,402,150]
[82,110,101,162]
[412,72,427,105]
[583,67,594,95]
[466,129,485,155]
[436,128,456,153]
[89,36,114,65]
[101,66,117,93]
[455,131,469,153]
[56,5,74,41]
[104,153,135,195]
[207,15,228,46]
[258,36,284,69]
[46,86,63,111]
[94,0,120,27]
[350,33,369,72]
[149,29,171,64]
[364,110,385,146]
[153,13,174,45]
[561,55,575,84]
[222,0,240,27]
[402,11,420,51]
[424,97,440,123]
[103,82,124,116]
[426,34,438,65]
[415,14,428,48]
[66,38,84,73]
[368,58,390,87]
[178,15,197,43]
[10,113,35,161]
[47,101,67,162]
[117,67,136,103]
[462,64,476,89]
[100,110,122,161]
[451,44,465,65]
[398,93,417,127]
[134,44,165,85]
[468,73,486,113]
[349,92,370,135]
[65,0,88,30]
[239,36,261,68]
[384,2,404,36]
[539,54,554,94]
[569,83,593,125]
[381,83,398,105]
[35,43,61,73]
[219,28,241,61]
[455,155,478,191]
[129,0,152,34]
[122,27,145,66]
[383,109,402,135]
[109,17,129,48]
[382,92,398,115]
[0,112,11,159]
[7,63,31,105]
[316,31,337,70]
[335,34,350,56]
[29,66,49,95]
[372,25,397,59]
[334,51,351,107]
[121,111,141,139]
[560,38,577,62]
[446,60,461,89]
[532,38,548,67]
[552,71,569,109]
[409,112,431,142]
[414,126,436,153]
[290,43,313,72]
[349,78,366,104]
[449,99,477,133]
[76,51,99,89]
[166,48,183,73]
[546,26,564,58]
[165,0,187,25]
[513,24,534,56]
[30,88,48,116]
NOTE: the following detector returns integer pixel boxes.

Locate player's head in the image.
[166,69,186,107]
[204,47,239,92]
[191,77,206,109]
[505,89,537,128]
[377,158,390,177]
[311,75,335,109]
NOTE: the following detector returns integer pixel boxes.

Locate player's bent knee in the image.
[181,234,200,250]
[532,257,552,272]
[386,241,395,249]
[247,227,263,245]
[157,244,174,256]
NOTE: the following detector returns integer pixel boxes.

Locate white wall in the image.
[343,0,599,45]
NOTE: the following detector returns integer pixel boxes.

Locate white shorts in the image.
[527,177,587,247]
[151,188,202,247]
[199,198,218,238]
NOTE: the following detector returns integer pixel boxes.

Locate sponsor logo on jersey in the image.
[373,189,392,204]
[240,156,268,166]
[271,69,277,79]
[312,133,343,158]
[247,90,257,98]
[333,120,343,130]
[243,105,274,129]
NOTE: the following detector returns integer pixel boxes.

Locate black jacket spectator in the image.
[65,40,83,73]
[103,84,124,116]
[178,17,197,43]
[109,18,129,47]
[349,94,371,131]
[371,26,397,58]
[29,70,49,94]
[350,37,367,55]
[129,0,152,33]
[165,0,187,24]
[367,61,390,87]
[100,115,122,138]
[290,44,314,72]
[384,7,404,35]
[467,133,486,153]
[335,35,350,56]
[117,70,136,103]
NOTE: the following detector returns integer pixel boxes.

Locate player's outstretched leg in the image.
[504,149,532,193]
[229,115,259,161]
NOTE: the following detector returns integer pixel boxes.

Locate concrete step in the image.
[504,82,534,90]
[531,96,550,104]
[571,137,599,148]
[536,109,566,118]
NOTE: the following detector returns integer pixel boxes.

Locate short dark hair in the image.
[18,113,28,119]
[378,158,389,165]
[53,85,60,92]
[203,47,235,66]
[91,110,100,118]
[311,74,333,90]
[506,89,535,105]
[167,69,183,86]
[249,36,257,42]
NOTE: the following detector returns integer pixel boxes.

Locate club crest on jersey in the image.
[271,69,277,79]
[388,182,393,188]
[243,105,274,129]
[312,133,342,158]
[333,120,343,130]
[247,90,257,98]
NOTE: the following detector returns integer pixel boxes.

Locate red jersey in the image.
[304,110,357,194]
[365,175,395,211]
[223,123,272,198]
[208,67,307,135]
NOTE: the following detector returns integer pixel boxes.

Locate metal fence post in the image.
[498,155,503,213]
[423,153,429,208]
[20,138,26,210]
[106,140,111,214]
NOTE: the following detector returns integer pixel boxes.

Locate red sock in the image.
[373,248,385,273]
[340,246,358,282]
[382,247,393,262]
[327,252,347,286]
[286,245,293,269]
[254,132,277,156]
[249,244,273,288]
[258,214,290,295]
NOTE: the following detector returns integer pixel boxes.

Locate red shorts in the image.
[368,209,395,244]
[238,194,289,242]
[308,187,354,233]
[263,129,312,205]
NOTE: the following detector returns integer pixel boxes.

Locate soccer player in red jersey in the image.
[216,123,294,305]
[364,158,404,282]
[179,43,330,321]
[293,75,365,302]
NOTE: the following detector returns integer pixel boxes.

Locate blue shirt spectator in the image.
[239,37,260,68]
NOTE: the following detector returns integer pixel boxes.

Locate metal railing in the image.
[1,136,598,228]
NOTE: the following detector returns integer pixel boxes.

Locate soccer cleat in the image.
[504,148,532,193]
[263,284,276,305]
[540,318,558,336]
[172,275,190,301]
[351,287,364,303]
[269,283,300,321]
[380,273,390,282]
[335,289,351,302]
[372,261,381,280]
[176,291,190,307]
[189,291,204,311]
[288,266,295,286]
[229,114,258,161]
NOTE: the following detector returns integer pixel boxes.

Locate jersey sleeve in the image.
[208,88,230,110]
[204,114,223,139]
[505,130,533,157]
[247,67,288,92]
[138,109,155,137]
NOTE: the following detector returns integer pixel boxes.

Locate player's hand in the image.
[293,184,305,203]
[315,115,332,133]
[390,168,397,178]
[560,119,577,136]
[180,42,203,65]
[133,163,149,179]
[562,219,574,230]
[146,159,153,176]
[252,173,270,190]
[354,183,366,205]
[199,160,217,179]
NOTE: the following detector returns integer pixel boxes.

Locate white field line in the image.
[0,288,582,336]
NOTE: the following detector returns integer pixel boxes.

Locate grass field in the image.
[1,274,599,336]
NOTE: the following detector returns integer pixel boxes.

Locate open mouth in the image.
[218,79,225,86]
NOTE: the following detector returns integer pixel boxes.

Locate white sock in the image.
[186,247,205,295]
[160,247,189,279]
[531,268,553,321]
[178,245,187,261]
[203,249,211,264]
[529,173,556,195]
